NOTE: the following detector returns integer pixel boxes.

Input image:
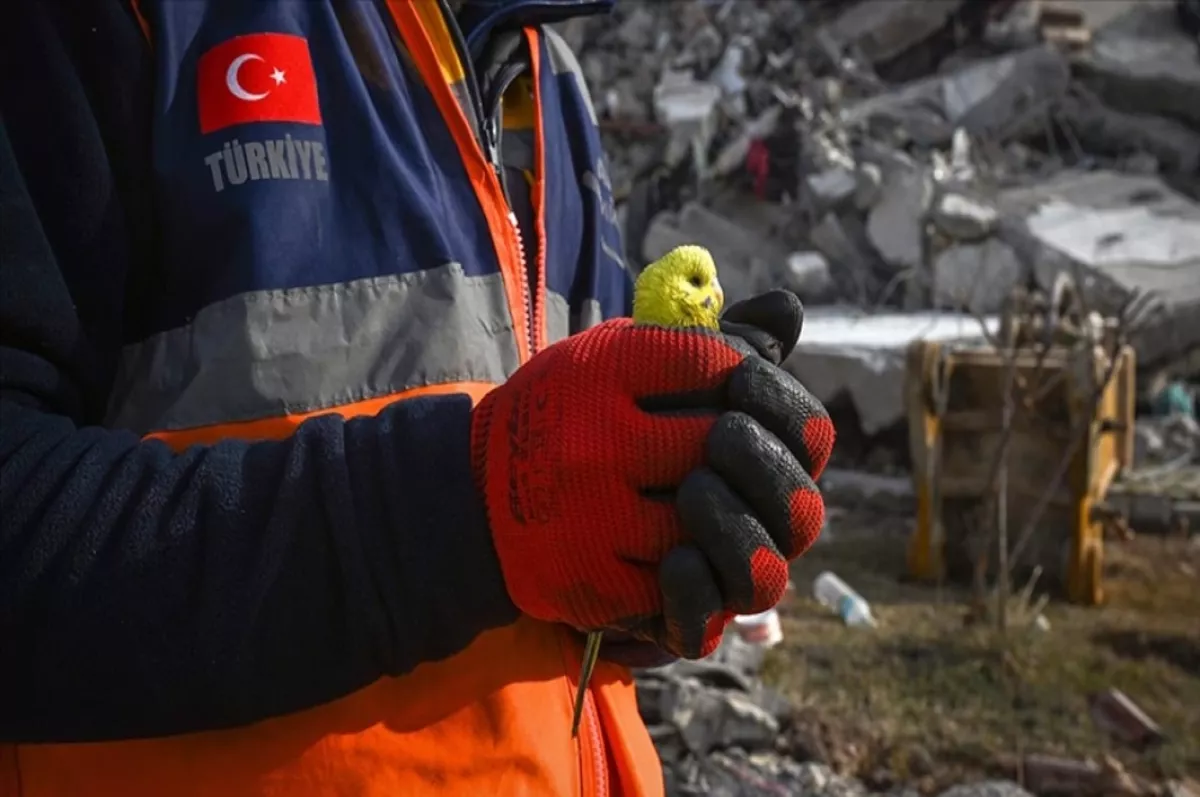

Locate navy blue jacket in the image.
[0,0,635,742]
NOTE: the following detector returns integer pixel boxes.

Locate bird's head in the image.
[632,245,725,330]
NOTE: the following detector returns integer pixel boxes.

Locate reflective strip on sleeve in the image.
[106,263,520,434]
[571,298,604,334]
[545,291,570,343]
[544,294,606,343]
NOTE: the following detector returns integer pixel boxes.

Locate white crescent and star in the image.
[225,53,287,102]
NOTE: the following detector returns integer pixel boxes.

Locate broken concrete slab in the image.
[653,71,722,167]
[939,46,1070,137]
[842,45,1071,147]
[1074,2,1200,130]
[810,212,888,303]
[867,164,934,271]
[854,163,884,210]
[656,678,780,757]
[642,648,759,692]
[997,170,1200,368]
[613,5,658,52]
[820,0,965,66]
[783,251,836,302]
[931,192,1000,241]
[785,308,1000,435]
[805,166,858,212]
[1055,92,1200,175]
[709,40,750,114]
[643,199,838,303]
[933,237,1026,315]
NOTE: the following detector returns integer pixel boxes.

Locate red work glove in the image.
[471,290,834,658]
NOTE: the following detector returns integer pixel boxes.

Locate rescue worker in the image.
[0,1,834,796]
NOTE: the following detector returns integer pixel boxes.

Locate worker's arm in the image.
[0,23,517,741]
[0,120,517,741]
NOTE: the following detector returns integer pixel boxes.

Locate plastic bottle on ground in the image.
[812,571,878,628]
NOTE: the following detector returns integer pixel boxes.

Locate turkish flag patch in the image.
[197,33,322,134]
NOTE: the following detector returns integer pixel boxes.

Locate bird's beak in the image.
[713,279,725,310]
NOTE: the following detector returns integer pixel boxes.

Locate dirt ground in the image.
[764,509,1200,791]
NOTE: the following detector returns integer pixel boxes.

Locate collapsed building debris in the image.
[996,170,1200,367]
[569,0,1200,790]
[570,0,1200,381]
[637,634,1039,797]
[840,44,1073,148]
[1074,3,1200,131]
[566,1,1200,531]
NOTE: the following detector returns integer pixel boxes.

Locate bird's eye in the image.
[689,275,704,288]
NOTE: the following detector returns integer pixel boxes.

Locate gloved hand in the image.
[471,290,833,658]
[593,290,821,668]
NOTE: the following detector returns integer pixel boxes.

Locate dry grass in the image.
[764,512,1200,790]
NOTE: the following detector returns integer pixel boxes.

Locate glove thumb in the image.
[719,289,805,365]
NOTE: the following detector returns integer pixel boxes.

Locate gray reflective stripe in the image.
[543,28,598,126]
[581,167,627,272]
[571,298,605,334]
[546,291,570,343]
[105,264,520,434]
[546,294,605,342]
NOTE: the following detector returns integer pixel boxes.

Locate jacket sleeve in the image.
[0,9,516,744]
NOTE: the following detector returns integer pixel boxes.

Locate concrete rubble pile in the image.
[565,1,1200,790]
[564,0,1200,449]
[634,634,1038,797]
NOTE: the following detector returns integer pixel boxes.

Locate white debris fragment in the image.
[931,192,1000,241]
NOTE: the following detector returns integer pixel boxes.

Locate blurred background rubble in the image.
[559,1,1200,795]
[562,0,1200,472]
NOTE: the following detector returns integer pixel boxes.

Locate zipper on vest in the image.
[438,0,538,357]
[584,688,610,797]
[484,61,541,358]
[446,21,606,791]
[483,60,526,206]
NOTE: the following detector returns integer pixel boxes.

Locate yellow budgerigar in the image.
[570,244,725,737]
[631,244,725,331]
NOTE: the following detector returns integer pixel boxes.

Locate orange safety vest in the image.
[6,618,660,796]
[1,1,662,795]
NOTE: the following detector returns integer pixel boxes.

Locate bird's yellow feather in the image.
[632,245,725,330]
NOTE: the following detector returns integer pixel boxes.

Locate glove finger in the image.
[720,290,805,363]
[727,357,835,480]
[659,544,729,659]
[720,320,785,366]
[706,412,824,560]
[615,492,686,564]
[677,467,790,614]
